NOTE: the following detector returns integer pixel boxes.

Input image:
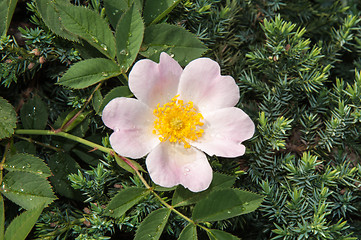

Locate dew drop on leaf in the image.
[101,44,108,51]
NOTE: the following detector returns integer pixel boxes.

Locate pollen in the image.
[153,95,204,148]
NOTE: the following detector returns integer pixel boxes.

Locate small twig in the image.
[14,135,64,152]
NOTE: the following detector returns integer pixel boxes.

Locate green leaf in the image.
[0,96,16,140]
[0,0,18,36]
[48,153,82,200]
[4,153,51,178]
[1,172,56,210]
[153,185,177,192]
[103,0,128,28]
[55,3,116,59]
[143,0,181,25]
[115,4,144,71]
[206,229,240,240]
[141,23,207,65]
[52,112,91,151]
[72,135,103,166]
[92,89,103,113]
[14,141,36,155]
[104,0,143,28]
[4,205,44,240]
[0,195,4,240]
[134,208,171,240]
[178,224,197,240]
[172,172,236,207]
[58,58,121,89]
[113,154,146,174]
[19,96,48,130]
[35,0,78,41]
[192,189,263,222]
[98,86,132,115]
[60,109,91,132]
[105,187,150,218]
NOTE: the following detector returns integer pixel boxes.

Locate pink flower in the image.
[102,53,255,192]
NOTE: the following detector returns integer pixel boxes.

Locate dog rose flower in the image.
[102,53,255,192]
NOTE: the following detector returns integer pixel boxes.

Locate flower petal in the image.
[191,107,255,158]
[146,142,213,192]
[178,58,239,112]
[129,52,183,108]
[102,97,159,158]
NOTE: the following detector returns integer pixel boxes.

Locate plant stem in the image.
[14,135,64,152]
[14,129,196,225]
[15,129,112,154]
[55,82,102,132]
[0,141,11,184]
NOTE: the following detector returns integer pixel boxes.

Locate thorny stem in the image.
[14,129,196,225]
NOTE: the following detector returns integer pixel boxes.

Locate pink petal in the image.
[102,97,159,158]
[191,107,255,158]
[146,142,213,192]
[177,58,239,113]
[129,52,183,108]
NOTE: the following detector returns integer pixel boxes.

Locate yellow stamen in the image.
[153,95,204,148]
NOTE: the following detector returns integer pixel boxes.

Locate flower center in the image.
[153,95,204,148]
